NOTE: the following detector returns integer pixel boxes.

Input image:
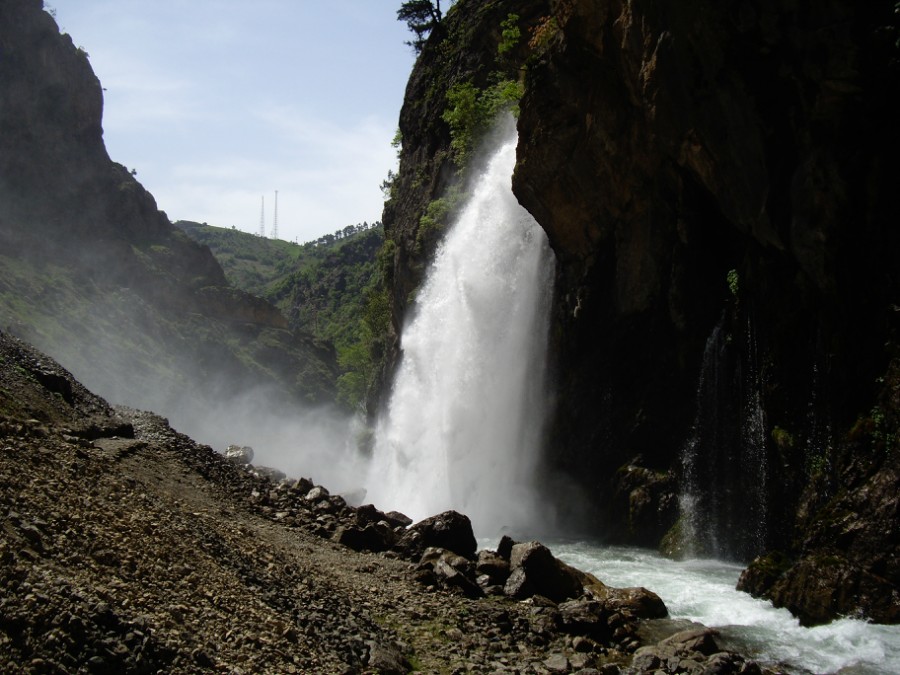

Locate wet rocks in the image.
[505,541,585,603]
[631,628,758,674]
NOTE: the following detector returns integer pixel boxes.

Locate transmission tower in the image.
[258,195,266,237]
[272,190,279,240]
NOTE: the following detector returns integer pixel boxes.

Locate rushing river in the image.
[547,541,900,674]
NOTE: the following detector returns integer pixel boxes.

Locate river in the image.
[549,541,900,674]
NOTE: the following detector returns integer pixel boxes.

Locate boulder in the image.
[356,504,411,530]
[588,584,668,620]
[503,541,584,602]
[395,511,477,561]
[384,511,413,528]
[557,599,610,642]
[224,445,253,465]
[416,547,482,598]
[476,549,510,586]
[660,628,720,656]
[304,486,330,502]
[335,522,396,553]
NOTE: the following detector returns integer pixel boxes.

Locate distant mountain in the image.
[0,2,340,450]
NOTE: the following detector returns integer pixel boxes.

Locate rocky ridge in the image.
[0,330,772,673]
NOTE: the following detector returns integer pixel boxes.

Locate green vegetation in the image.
[497,13,521,58]
[177,221,386,412]
[771,426,795,450]
[397,0,447,53]
[442,75,523,166]
[726,269,740,299]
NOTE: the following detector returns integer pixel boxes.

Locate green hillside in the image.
[176,221,387,411]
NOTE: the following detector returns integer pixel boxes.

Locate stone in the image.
[384,511,413,528]
[395,511,477,561]
[558,599,609,642]
[504,541,583,602]
[224,445,253,465]
[476,549,510,585]
[334,523,395,553]
[588,585,668,620]
[417,548,482,598]
[304,486,329,502]
[366,641,409,675]
[660,628,720,656]
[544,653,569,673]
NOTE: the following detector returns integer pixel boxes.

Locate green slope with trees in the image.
[176,221,388,412]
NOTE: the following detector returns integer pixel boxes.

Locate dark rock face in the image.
[385,0,899,626]
[513,0,899,555]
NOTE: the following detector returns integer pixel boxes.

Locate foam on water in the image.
[554,541,900,674]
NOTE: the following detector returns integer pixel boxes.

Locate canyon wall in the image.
[384,0,899,623]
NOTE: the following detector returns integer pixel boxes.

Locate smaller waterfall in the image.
[367,122,555,537]
[679,313,770,560]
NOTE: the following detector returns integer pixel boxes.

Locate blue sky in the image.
[50,1,416,243]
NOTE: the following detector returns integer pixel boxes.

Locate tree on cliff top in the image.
[397,0,446,53]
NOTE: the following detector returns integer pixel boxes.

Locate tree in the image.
[397,0,444,53]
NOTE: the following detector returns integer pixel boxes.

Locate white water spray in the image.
[367,122,555,536]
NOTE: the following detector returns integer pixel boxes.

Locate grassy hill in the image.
[176,221,388,411]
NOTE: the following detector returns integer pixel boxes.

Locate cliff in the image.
[384,0,899,624]
[0,0,337,414]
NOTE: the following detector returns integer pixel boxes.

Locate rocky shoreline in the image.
[1,330,772,673]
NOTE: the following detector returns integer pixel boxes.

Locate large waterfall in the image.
[366,123,555,537]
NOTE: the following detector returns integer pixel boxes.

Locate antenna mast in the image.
[258,195,266,237]
[272,190,279,240]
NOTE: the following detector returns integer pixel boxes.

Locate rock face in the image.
[383,0,899,625]
[513,0,899,548]
[0,0,338,414]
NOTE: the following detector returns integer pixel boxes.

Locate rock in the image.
[476,549,510,585]
[395,511,477,561]
[544,652,569,673]
[417,547,483,598]
[504,541,583,602]
[588,585,668,620]
[497,534,517,560]
[334,523,395,553]
[304,486,329,502]
[558,599,609,642]
[366,641,409,675]
[660,628,720,656]
[224,445,253,465]
[384,510,413,528]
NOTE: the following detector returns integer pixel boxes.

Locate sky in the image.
[50,1,416,244]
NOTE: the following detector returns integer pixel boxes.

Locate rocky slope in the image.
[380,0,899,625]
[0,0,337,418]
[0,329,773,673]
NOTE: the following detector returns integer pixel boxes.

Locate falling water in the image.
[367,122,555,537]
[679,313,770,559]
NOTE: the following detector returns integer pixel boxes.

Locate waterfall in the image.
[679,312,770,560]
[366,121,555,537]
